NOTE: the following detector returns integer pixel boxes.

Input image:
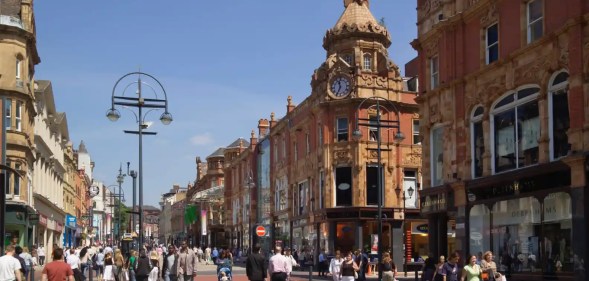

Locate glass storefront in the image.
[335,222,355,253]
[469,192,572,274]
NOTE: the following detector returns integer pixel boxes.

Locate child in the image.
[220,271,229,281]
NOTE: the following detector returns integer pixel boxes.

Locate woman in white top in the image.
[148,258,159,281]
[103,252,116,281]
[329,250,344,281]
[284,248,298,280]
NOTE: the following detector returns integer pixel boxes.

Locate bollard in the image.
[308,265,313,281]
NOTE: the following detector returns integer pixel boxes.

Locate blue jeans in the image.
[164,272,178,281]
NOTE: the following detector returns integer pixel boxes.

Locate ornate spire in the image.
[324,0,390,50]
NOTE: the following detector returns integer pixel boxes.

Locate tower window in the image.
[430,56,439,89]
[344,54,354,66]
[5,99,12,130]
[337,117,349,142]
[16,58,21,79]
[363,54,372,71]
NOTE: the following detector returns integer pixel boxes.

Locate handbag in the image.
[481,271,489,281]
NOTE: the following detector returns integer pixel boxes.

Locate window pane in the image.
[431,127,444,186]
[530,20,543,42]
[369,116,379,141]
[552,72,569,86]
[552,91,569,159]
[487,24,498,45]
[413,119,421,144]
[366,166,380,206]
[494,109,516,173]
[364,55,371,70]
[528,0,543,22]
[344,54,354,66]
[488,44,499,64]
[473,107,484,118]
[5,99,11,130]
[469,204,491,258]
[543,192,572,272]
[335,167,352,206]
[518,88,539,100]
[473,121,484,178]
[517,100,539,168]
[337,118,348,142]
[495,95,514,109]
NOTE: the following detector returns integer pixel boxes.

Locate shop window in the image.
[5,98,11,130]
[430,126,444,186]
[335,167,352,206]
[337,117,348,142]
[471,106,484,178]
[469,204,491,258]
[366,165,382,206]
[527,0,543,43]
[430,56,439,89]
[369,115,379,141]
[412,119,421,145]
[15,100,22,132]
[492,87,539,173]
[486,23,499,64]
[549,71,570,160]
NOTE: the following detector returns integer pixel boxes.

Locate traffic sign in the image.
[256,225,266,237]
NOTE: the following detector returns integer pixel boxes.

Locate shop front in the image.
[465,161,586,281]
[419,185,456,260]
[4,202,37,248]
[64,214,77,248]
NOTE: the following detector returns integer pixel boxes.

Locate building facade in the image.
[413,0,588,280]
[1,0,41,249]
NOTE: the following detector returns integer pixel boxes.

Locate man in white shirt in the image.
[66,249,82,281]
[0,245,22,281]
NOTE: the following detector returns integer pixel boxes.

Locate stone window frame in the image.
[412,119,421,145]
[363,53,373,71]
[336,117,349,142]
[470,106,485,178]
[490,85,540,174]
[547,70,570,161]
[15,100,22,132]
[5,98,12,130]
[526,0,544,44]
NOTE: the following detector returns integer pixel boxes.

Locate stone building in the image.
[1,0,41,248]
[158,184,186,245]
[412,0,589,280]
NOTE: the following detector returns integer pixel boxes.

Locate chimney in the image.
[287,96,295,113]
[270,112,277,128]
[195,157,203,180]
[258,119,270,138]
[250,130,258,150]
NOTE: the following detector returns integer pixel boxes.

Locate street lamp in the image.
[353,96,404,281]
[107,71,173,249]
[396,184,414,276]
[106,185,125,245]
[116,164,126,243]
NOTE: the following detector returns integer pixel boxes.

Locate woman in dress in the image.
[329,250,344,281]
[432,255,446,281]
[381,252,397,281]
[461,255,482,281]
[148,251,159,281]
[339,251,359,281]
[103,252,116,281]
[480,251,497,281]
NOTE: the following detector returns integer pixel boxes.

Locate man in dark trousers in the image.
[246,244,267,281]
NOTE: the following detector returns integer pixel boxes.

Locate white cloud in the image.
[190,133,214,146]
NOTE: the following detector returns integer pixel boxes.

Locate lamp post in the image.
[106,185,125,245]
[127,163,138,238]
[87,183,100,281]
[116,165,126,242]
[107,72,173,249]
[353,96,404,281]
[396,184,414,276]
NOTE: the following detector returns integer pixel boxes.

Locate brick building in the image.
[412,0,589,280]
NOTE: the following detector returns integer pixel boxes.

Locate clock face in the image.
[330,76,352,97]
[89,185,100,198]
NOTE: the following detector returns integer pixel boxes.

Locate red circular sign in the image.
[256,226,266,237]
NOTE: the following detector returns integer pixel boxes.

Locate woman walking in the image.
[339,252,359,281]
[329,250,344,281]
[480,251,497,281]
[19,247,34,281]
[432,256,446,281]
[135,249,152,281]
[461,255,482,281]
[103,252,116,281]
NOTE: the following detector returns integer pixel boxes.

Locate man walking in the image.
[42,248,74,281]
[162,246,179,281]
[177,241,198,281]
[246,244,267,281]
[0,245,22,281]
[268,246,290,281]
[38,245,45,266]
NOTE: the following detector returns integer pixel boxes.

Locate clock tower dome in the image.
[312,0,403,100]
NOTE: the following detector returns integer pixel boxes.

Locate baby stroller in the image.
[217,266,232,281]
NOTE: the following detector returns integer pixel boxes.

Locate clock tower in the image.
[312,0,404,100]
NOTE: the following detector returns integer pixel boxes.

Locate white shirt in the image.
[38,247,45,257]
[67,253,81,269]
[0,254,21,281]
[148,267,159,281]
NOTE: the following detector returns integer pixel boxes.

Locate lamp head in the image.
[106,108,120,122]
[160,112,173,125]
[352,129,363,141]
[394,131,405,143]
[408,185,414,198]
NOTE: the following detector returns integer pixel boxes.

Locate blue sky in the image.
[34,0,417,207]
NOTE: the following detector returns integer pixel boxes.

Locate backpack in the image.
[92,254,98,270]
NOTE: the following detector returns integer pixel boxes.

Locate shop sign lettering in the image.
[421,194,446,213]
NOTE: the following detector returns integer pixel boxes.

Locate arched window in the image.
[492,87,540,173]
[548,71,570,160]
[471,106,484,178]
[363,54,372,71]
